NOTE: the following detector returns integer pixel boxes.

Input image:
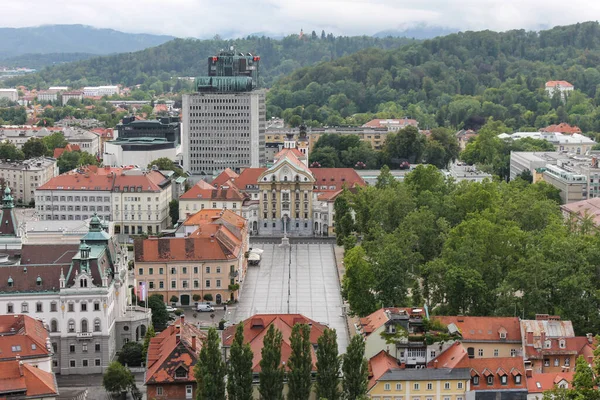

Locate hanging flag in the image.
[139,281,146,301]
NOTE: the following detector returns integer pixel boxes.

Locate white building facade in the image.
[0,157,59,204]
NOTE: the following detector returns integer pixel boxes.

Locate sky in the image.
[2,0,600,38]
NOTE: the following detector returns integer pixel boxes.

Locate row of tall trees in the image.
[194,325,368,400]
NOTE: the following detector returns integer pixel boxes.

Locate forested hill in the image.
[0,25,174,58]
[5,35,415,89]
[268,21,600,133]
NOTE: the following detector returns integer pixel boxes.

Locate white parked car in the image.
[166,305,176,312]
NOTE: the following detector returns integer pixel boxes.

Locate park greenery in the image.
[336,162,600,336]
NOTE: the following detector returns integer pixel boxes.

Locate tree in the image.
[148,157,185,177]
[572,355,594,390]
[148,294,169,331]
[42,132,68,155]
[259,325,285,400]
[333,189,354,246]
[142,325,156,362]
[118,341,143,367]
[227,324,254,400]
[316,328,340,400]
[194,327,226,400]
[0,142,24,160]
[169,199,179,226]
[342,335,368,400]
[57,151,99,174]
[22,138,47,159]
[102,361,134,394]
[288,324,313,400]
[342,246,377,317]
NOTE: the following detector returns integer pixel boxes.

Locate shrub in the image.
[170,295,179,304]
[218,319,226,330]
[173,308,184,316]
[193,294,201,302]
[203,294,213,301]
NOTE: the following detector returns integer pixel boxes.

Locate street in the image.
[57,372,145,400]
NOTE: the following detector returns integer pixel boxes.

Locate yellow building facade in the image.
[369,369,470,400]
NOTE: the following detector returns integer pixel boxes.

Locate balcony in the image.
[77,332,93,339]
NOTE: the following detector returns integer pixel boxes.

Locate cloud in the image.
[2,0,600,37]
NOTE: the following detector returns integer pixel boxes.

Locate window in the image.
[149,268,154,275]
[94,302,100,311]
[427,383,432,390]
[138,268,144,276]
[68,320,75,333]
[545,340,551,349]
[81,319,88,333]
[157,387,163,396]
[494,349,499,357]
[396,383,402,391]
[510,348,517,357]
[515,375,522,384]
[171,281,176,289]
[82,359,88,367]
[159,281,164,289]
[68,303,74,312]
[457,382,463,389]
[36,302,43,312]
[554,358,560,367]
[95,343,101,352]
[182,267,187,274]
[194,267,198,274]
[175,366,188,378]
[487,376,493,385]
[565,358,570,367]
[194,280,199,288]
[413,383,420,390]
[501,375,507,385]
[171,267,176,274]
[21,303,28,313]
[70,360,75,368]
[216,267,221,273]
[69,344,75,353]
[94,319,101,332]
[206,280,211,288]
[95,359,101,366]
[82,343,88,352]
[473,376,479,385]
[444,382,450,390]
[216,279,221,288]
[206,266,210,274]
[544,359,550,367]
[51,319,58,332]
[81,302,87,312]
[478,349,484,357]
[159,268,164,275]
[384,383,391,391]
[559,339,566,349]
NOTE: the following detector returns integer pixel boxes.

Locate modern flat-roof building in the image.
[104,116,181,167]
[182,49,265,179]
[83,86,119,97]
[499,131,595,154]
[0,88,19,102]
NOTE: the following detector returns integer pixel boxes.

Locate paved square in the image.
[235,242,349,353]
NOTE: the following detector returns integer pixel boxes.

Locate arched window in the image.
[50,319,58,333]
[80,278,87,288]
[81,319,88,333]
[94,319,101,332]
[284,176,288,182]
[68,319,75,333]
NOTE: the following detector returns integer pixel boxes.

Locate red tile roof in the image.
[527,372,574,394]
[182,209,246,230]
[222,314,327,372]
[274,147,306,162]
[0,360,58,398]
[38,167,168,192]
[427,341,468,369]
[456,357,526,391]
[433,316,521,342]
[546,80,574,88]
[362,118,418,129]
[211,168,239,187]
[359,308,426,335]
[231,168,267,190]
[540,123,581,134]
[368,350,400,389]
[0,315,51,361]
[53,143,80,158]
[180,179,244,201]
[310,168,366,192]
[145,316,207,385]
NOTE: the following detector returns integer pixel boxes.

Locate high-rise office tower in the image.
[182,48,266,179]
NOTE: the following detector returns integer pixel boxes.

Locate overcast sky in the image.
[2,0,600,38]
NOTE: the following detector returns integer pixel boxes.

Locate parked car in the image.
[166,305,176,312]
[196,304,215,312]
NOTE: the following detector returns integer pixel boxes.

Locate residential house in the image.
[545,81,574,99]
[0,360,59,400]
[0,314,54,372]
[221,314,328,399]
[560,197,600,230]
[540,123,581,135]
[53,143,81,159]
[178,180,244,221]
[0,157,59,205]
[433,316,522,359]
[526,372,574,400]
[362,118,419,131]
[520,314,594,374]
[367,350,470,400]
[134,209,248,306]
[60,91,83,106]
[456,130,477,150]
[145,316,206,400]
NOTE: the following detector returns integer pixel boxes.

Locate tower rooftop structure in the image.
[195,47,260,92]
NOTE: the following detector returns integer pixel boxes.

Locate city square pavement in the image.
[235,241,349,353]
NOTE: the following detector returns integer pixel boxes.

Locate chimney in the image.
[526,331,533,345]
[589,356,593,364]
[434,360,438,369]
[176,334,181,344]
[18,360,23,376]
[180,315,185,326]
[541,331,546,348]
[526,368,533,378]
[587,333,593,343]
[192,335,197,351]
[170,324,175,334]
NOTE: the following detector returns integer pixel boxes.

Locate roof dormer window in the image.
[175,366,188,379]
[36,276,42,286]
[7,276,13,287]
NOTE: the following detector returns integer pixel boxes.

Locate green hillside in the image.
[5,35,414,89]
[268,21,600,133]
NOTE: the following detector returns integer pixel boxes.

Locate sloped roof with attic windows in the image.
[0,315,52,361]
[433,316,522,343]
[0,360,59,398]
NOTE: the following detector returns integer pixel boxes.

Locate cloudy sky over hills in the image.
[2,0,599,37]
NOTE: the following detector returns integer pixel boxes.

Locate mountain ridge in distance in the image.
[0,24,175,59]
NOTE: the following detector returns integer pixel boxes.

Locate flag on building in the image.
[139,281,146,301]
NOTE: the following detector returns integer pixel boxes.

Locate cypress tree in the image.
[342,335,368,400]
[259,325,284,400]
[316,328,341,400]
[288,324,313,400]
[194,327,226,400]
[227,324,254,400]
